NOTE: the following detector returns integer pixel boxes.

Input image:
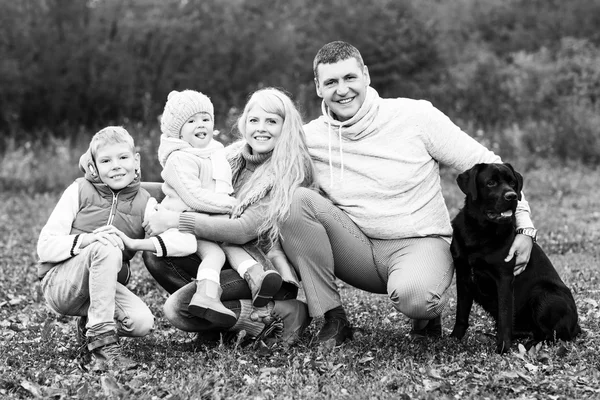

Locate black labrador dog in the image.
[449,163,580,354]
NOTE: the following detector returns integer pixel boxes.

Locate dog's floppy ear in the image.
[504,163,523,201]
[457,163,483,200]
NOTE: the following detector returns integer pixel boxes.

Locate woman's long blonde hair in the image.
[236,87,316,248]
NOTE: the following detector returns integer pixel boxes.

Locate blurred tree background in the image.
[1,0,599,190]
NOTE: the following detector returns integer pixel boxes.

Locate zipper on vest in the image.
[107,191,119,225]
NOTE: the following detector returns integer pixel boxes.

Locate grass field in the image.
[1,160,599,399]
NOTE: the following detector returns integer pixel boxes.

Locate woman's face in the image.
[244,106,283,154]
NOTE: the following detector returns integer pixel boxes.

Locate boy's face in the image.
[94,143,140,190]
[315,57,370,122]
[180,112,214,149]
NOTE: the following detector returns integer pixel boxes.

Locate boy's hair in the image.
[313,41,365,81]
[90,126,135,159]
[236,87,315,248]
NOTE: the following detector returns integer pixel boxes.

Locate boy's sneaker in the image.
[87,331,138,372]
[244,265,283,307]
[75,316,92,366]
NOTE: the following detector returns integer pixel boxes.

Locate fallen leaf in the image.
[556,345,568,357]
[76,382,89,398]
[497,371,519,380]
[428,368,443,379]
[583,298,598,308]
[524,363,538,373]
[101,375,121,397]
[20,380,43,398]
[243,374,255,385]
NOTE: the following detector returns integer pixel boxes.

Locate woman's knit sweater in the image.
[178,144,271,244]
[303,87,533,240]
[177,143,300,287]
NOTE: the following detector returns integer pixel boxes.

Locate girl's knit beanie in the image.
[160,90,214,138]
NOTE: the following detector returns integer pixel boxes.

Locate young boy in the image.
[37,126,196,371]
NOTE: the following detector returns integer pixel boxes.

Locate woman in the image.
[143,88,317,345]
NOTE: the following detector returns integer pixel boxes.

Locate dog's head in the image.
[457,163,523,223]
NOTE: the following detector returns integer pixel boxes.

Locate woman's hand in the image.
[504,234,534,276]
[143,204,180,236]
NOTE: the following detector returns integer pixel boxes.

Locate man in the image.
[280,41,536,345]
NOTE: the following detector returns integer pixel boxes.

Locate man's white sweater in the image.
[303,87,533,240]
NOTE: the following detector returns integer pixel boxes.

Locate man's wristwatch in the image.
[516,227,537,243]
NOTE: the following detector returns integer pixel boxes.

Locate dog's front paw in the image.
[495,337,512,354]
[450,324,467,340]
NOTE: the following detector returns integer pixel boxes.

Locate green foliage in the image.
[0,124,164,193]
[2,0,600,164]
[2,163,600,399]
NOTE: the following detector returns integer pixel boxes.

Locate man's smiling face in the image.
[315,57,370,122]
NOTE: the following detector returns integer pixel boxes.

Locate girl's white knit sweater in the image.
[304,87,533,240]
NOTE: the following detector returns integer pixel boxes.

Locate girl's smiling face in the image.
[244,106,283,154]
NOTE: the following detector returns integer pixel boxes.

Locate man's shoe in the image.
[315,317,352,345]
[410,316,442,338]
[313,306,352,346]
[244,265,283,307]
[87,331,138,372]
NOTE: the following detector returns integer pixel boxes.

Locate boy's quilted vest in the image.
[71,178,149,261]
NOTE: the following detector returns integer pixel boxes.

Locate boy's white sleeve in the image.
[143,199,198,257]
[37,182,83,263]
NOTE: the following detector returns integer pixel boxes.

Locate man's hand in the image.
[143,204,180,236]
[504,234,534,276]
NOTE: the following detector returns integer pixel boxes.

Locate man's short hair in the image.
[313,41,365,80]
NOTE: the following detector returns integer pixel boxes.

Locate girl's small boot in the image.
[244,264,283,307]
[188,279,237,327]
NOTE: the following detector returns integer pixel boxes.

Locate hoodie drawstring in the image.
[338,125,344,182]
[327,122,345,188]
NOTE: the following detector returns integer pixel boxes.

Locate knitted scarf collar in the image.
[228,142,274,218]
[320,85,380,140]
[318,86,380,187]
[158,134,233,192]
